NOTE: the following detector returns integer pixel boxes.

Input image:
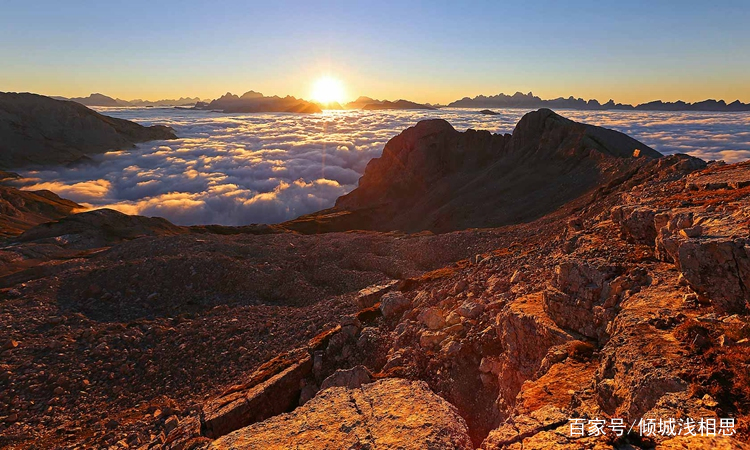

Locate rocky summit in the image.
[289,108,661,233]
[0,109,749,449]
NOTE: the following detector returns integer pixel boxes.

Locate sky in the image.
[1,0,749,105]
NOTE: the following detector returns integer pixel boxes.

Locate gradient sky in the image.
[1,0,749,104]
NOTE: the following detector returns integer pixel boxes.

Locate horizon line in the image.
[29,89,750,109]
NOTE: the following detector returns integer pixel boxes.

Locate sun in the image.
[310,76,346,105]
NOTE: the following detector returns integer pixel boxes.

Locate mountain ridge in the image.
[51,90,750,112]
[53,93,206,107]
[0,92,177,168]
[449,91,750,112]
[194,91,322,114]
[286,108,662,233]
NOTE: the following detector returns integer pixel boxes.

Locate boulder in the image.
[356,280,398,309]
[611,206,657,244]
[420,331,448,348]
[319,365,372,391]
[380,291,410,319]
[456,301,484,319]
[201,354,312,439]
[417,307,445,330]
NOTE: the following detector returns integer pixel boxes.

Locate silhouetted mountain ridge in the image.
[54,93,205,107]
[194,91,322,113]
[346,96,436,110]
[449,91,750,111]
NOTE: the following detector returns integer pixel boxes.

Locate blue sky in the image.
[1,0,748,103]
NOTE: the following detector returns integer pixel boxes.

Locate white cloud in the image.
[12,108,750,225]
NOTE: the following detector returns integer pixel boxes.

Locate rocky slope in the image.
[0,110,748,449]
[0,185,82,238]
[0,92,177,168]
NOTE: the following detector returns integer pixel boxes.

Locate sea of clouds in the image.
[15,107,750,226]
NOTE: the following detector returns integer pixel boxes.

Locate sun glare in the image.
[310,76,346,105]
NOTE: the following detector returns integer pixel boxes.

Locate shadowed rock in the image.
[17,208,186,249]
[0,186,82,237]
[0,92,176,168]
[299,108,661,233]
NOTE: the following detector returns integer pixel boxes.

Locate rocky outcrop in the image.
[18,208,186,249]
[611,162,750,313]
[0,92,177,168]
[319,365,372,390]
[0,186,81,237]
[326,108,661,232]
[208,379,473,450]
[356,280,398,308]
[491,293,575,407]
[542,260,636,340]
[611,205,658,244]
[677,239,749,313]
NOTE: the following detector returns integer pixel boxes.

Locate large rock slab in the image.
[356,279,398,308]
[201,354,312,439]
[208,378,473,450]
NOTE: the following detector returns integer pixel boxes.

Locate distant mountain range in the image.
[53,93,205,107]
[194,91,323,113]
[56,92,437,112]
[53,90,749,113]
[345,96,435,110]
[448,91,750,112]
[194,92,436,113]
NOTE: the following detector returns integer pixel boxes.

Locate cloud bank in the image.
[15,107,750,226]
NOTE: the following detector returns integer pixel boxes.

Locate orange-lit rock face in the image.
[208,379,473,450]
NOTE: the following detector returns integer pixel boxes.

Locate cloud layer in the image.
[15,107,750,226]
